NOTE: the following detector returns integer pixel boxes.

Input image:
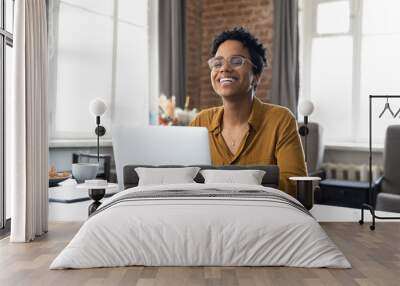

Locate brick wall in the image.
[185,0,203,109]
[185,0,274,110]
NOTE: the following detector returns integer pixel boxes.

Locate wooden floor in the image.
[0,222,399,286]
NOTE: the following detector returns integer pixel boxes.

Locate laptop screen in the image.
[112,125,211,191]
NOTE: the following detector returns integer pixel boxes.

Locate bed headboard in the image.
[123,165,280,190]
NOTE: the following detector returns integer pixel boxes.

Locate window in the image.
[316,1,350,34]
[300,0,400,145]
[48,0,150,141]
[48,0,114,140]
[1,0,14,229]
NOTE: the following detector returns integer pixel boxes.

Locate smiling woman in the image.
[190,27,307,197]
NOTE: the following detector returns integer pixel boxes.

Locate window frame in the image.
[0,0,14,230]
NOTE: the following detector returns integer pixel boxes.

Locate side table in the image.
[289,176,321,210]
[77,183,118,216]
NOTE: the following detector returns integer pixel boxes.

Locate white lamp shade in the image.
[89,98,107,116]
[299,100,314,116]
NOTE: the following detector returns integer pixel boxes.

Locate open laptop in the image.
[112,125,211,190]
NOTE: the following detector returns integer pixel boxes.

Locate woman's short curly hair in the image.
[210,27,267,75]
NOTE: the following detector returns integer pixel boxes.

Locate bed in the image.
[50,165,350,269]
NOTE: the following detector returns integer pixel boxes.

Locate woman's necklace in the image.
[222,124,250,151]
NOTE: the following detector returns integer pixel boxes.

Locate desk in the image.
[49,181,118,203]
[48,182,119,221]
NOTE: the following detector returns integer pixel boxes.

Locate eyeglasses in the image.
[207,55,256,71]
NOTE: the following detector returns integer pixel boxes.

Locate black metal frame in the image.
[0,0,4,230]
[359,95,400,230]
[1,0,14,231]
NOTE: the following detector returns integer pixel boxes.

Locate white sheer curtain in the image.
[8,0,48,242]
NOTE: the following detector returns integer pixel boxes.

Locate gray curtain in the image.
[159,0,186,108]
[271,0,299,117]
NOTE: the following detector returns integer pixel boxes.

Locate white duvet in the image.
[50,183,351,269]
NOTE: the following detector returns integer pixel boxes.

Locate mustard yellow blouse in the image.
[190,97,307,197]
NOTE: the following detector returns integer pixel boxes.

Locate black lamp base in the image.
[88,188,106,216]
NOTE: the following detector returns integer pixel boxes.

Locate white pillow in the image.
[135,167,200,186]
[200,169,266,185]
